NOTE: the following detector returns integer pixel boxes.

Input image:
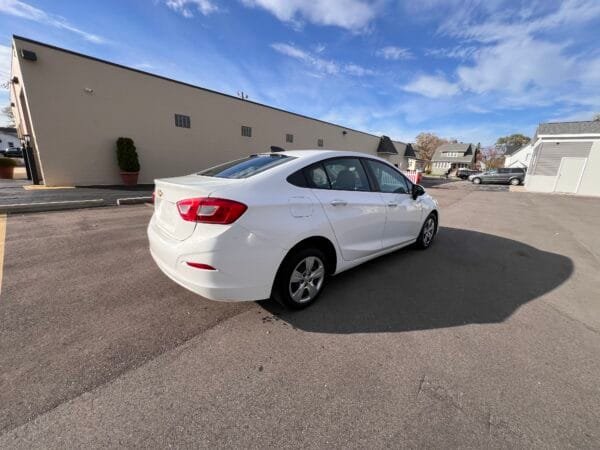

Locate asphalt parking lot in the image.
[1,188,599,448]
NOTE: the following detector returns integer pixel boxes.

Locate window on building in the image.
[286,133,294,143]
[8,142,14,148]
[241,126,252,137]
[317,138,324,147]
[174,114,191,128]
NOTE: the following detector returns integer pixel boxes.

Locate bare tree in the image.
[1,105,15,127]
[415,132,448,165]
[481,146,505,169]
[593,113,600,121]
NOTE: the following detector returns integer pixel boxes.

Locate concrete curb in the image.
[0,196,154,214]
[0,199,107,214]
[116,196,153,206]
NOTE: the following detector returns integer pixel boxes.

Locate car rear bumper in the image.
[147,216,286,302]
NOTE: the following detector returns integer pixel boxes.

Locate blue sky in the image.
[0,0,599,145]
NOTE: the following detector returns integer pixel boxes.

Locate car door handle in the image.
[330,199,347,207]
[387,201,398,207]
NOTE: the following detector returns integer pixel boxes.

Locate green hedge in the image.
[116,137,140,172]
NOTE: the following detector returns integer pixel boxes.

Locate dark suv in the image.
[456,168,480,179]
[1,147,23,158]
[469,168,525,185]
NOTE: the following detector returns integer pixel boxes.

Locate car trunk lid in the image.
[153,175,241,240]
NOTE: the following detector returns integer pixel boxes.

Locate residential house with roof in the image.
[375,136,423,170]
[504,143,534,169]
[0,127,19,150]
[430,142,480,175]
[525,120,600,196]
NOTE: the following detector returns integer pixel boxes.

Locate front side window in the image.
[198,154,293,179]
[364,159,409,194]
[322,158,370,191]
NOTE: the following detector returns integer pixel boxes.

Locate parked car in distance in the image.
[456,168,480,179]
[148,150,440,309]
[469,167,526,185]
[1,147,24,158]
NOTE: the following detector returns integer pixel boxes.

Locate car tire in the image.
[472,177,481,185]
[272,247,328,309]
[509,178,521,186]
[415,214,437,249]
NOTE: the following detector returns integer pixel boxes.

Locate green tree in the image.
[496,134,530,150]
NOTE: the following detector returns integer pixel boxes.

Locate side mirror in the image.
[412,184,425,200]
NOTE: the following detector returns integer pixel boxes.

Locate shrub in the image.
[115,137,140,172]
[0,157,18,167]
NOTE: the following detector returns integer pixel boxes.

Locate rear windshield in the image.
[198,154,294,179]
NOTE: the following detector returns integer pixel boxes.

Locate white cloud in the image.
[457,37,573,95]
[0,44,10,88]
[403,74,459,98]
[271,43,375,77]
[425,45,478,60]
[344,63,376,77]
[240,0,378,31]
[376,46,413,60]
[0,0,105,43]
[164,0,219,17]
[421,0,600,110]
[271,43,339,75]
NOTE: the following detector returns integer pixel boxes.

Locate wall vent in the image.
[21,49,37,61]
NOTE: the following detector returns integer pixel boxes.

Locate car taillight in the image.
[176,197,247,224]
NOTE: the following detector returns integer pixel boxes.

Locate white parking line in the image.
[0,214,5,297]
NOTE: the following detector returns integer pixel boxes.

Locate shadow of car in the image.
[259,227,573,334]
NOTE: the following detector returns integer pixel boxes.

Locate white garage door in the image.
[554,157,587,193]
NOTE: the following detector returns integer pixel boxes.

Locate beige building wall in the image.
[10,36,406,186]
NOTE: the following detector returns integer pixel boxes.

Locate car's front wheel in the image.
[472,177,481,184]
[415,214,437,249]
[272,247,328,309]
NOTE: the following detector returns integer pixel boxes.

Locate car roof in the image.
[260,149,388,163]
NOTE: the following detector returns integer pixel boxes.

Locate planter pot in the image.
[120,171,139,185]
[0,166,15,179]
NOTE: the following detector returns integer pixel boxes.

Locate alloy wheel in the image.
[289,256,325,304]
[423,217,436,246]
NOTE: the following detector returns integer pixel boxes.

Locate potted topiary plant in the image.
[0,157,17,179]
[116,137,140,185]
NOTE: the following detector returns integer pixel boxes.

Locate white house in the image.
[0,127,19,150]
[504,143,533,169]
[525,120,600,197]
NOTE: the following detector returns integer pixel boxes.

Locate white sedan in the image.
[148,150,439,309]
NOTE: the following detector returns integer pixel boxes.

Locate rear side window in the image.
[305,164,331,189]
[287,170,307,187]
[198,154,294,179]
